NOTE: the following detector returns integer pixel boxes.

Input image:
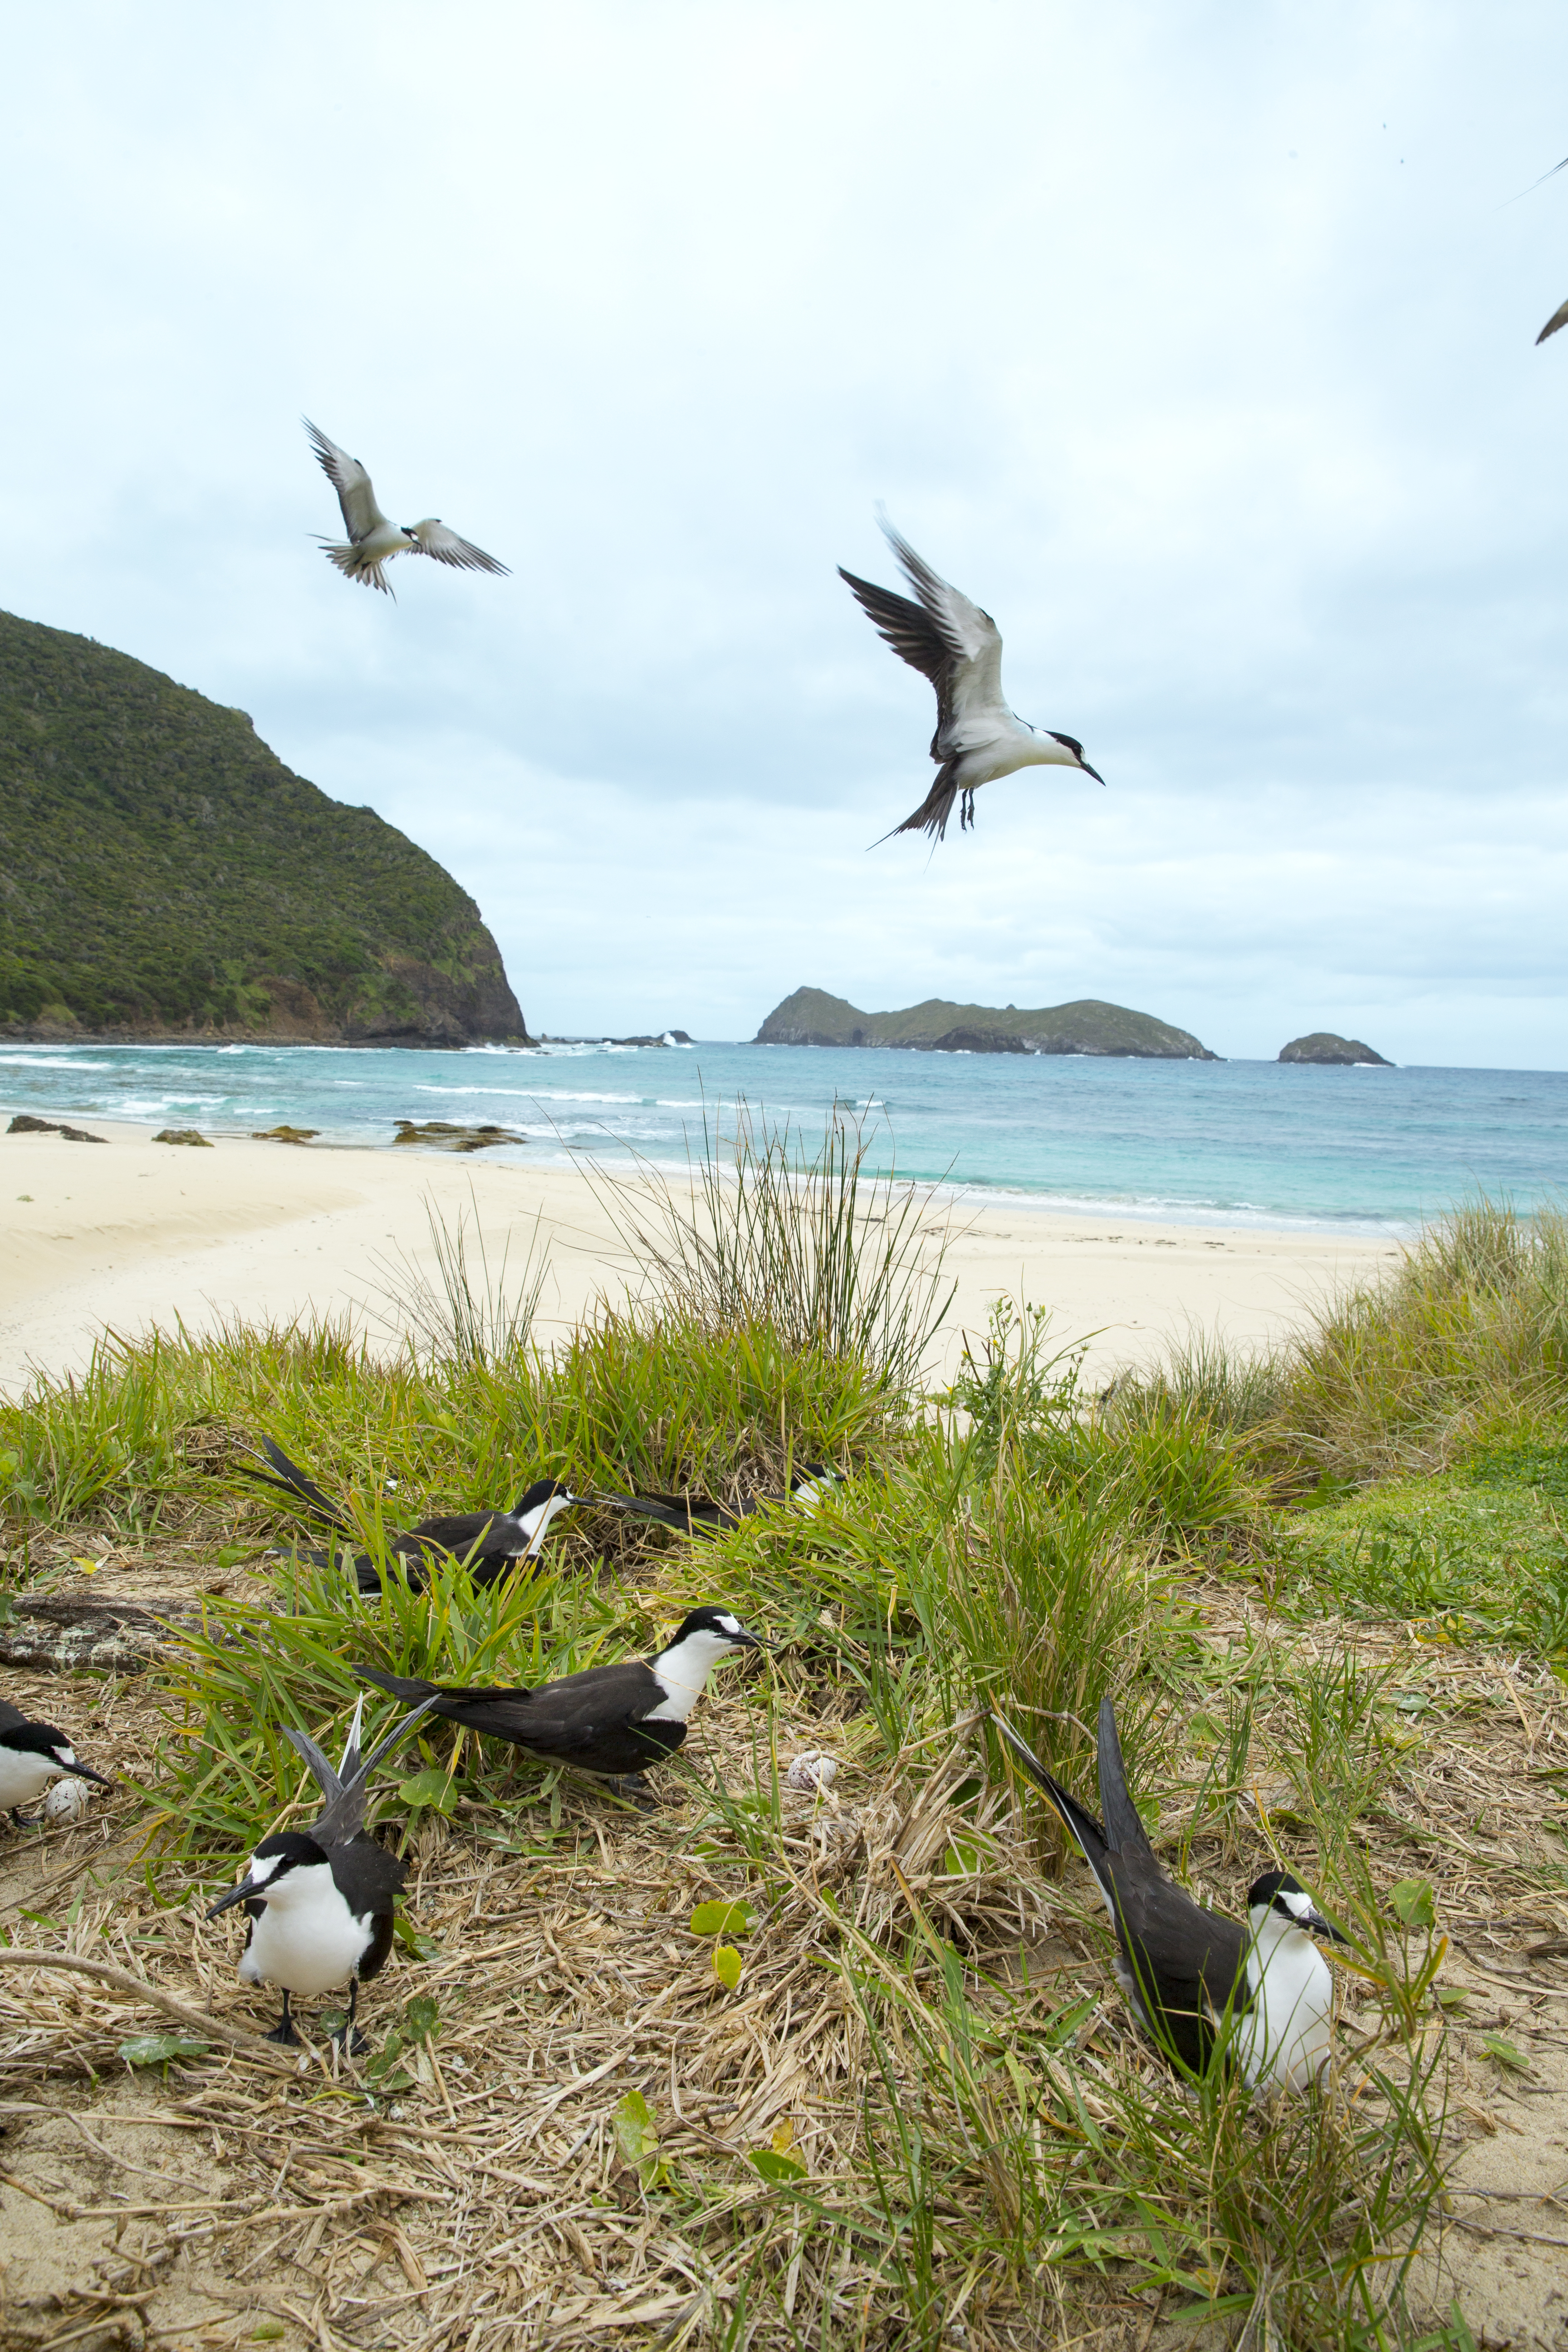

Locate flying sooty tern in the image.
[994,1703,1344,2090]
[840,516,1103,843]
[304,419,509,596]
[0,1700,112,1828]
[240,1435,667,1593]
[206,1695,436,2047]
[358,1606,764,1806]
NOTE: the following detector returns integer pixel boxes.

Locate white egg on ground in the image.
[44,1776,93,1823]
[787,1753,838,1793]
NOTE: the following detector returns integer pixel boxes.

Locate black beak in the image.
[1305,1906,1348,1945]
[63,1762,113,1788]
[734,1627,767,1651]
[206,1876,262,1920]
[1079,757,1106,786]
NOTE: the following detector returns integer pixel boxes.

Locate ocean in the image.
[1,1038,1564,1236]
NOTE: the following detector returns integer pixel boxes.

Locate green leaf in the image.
[689,1899,755,1938]
[1480,2032,1530,2074]
[748,2147,807,2182]
[712,1944,744,1992]
[118,2032,210,2067]
[1388,1877,1436,1930]
[612,2088,665,2186]
[404,1994,440,2040]
[1434,1985,1470,2011]
[250,2328,288,2344]
[943,1836,981,1875]
[397,1768,458,1812]
[392,1920,443,1960]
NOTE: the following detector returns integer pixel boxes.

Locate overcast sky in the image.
[6,3,1568,1065]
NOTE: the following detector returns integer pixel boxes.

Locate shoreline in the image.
[0,1108,1396,1397]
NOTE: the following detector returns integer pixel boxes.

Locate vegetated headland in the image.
[757,984,1219,1058]
[1,1124,1562,2347]
[0,608,527,1047]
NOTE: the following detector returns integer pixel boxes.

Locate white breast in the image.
[0,1750,60,1808]
[1238,1928,1335,2090]
[238,1866,375,1999]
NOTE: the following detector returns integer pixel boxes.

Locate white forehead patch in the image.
[1281,1888,1313,1920]
[51,1745,78,1767]
[247,1852,283,1886]
[716,1614,742,1636]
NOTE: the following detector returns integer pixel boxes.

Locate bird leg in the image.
[332,1977,368,2057]
[960,789,976,830]
[265,1990,300,2047]
[10,1806,41,1829]
[607,1774,662,1812]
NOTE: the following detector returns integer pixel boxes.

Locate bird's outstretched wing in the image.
[303,419,390,542]
[1539,298,1568,345]
[840,519,1009,763]
[407,519,510,574]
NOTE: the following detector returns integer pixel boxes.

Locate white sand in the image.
[0,1112,1398,1395]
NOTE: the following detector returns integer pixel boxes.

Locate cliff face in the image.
[0,609,527,1046]
[755,987,1219,1059]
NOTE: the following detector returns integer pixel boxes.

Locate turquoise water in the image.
[2,1038,1564,1235]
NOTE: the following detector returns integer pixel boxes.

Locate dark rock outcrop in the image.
[755,987,1219,1060]
[1279,1033,1392,1067]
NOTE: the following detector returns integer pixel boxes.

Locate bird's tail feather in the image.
[992,1711,1115,1879]
[238,1437,349,1530]
[305,1696,440,1846]
[1097,1696,1157,1864]
[871,762,960,848]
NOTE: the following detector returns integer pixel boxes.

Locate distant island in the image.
[1279,1033,1393,1067]
[0,609,527,1047]
[755,987,1219,1059]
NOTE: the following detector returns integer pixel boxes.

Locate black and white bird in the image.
[206,1695,435,2047]
[603,1460,840,1537]
[0,1700,111,1828]
[304,419,509,595]
[240,1435,657,1594]
[840,516,1103,842]
[358,1605,763,1803]
[994,1703,1343,2090]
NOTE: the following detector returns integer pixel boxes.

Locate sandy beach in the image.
[0,1111,1398,1394]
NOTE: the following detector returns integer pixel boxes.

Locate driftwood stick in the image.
[0,1948,292,2068]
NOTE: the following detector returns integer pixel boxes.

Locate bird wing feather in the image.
[407,519,510,574]
[303,419,390,542]
[1540,298,1568,345]
[878,519,1010,756]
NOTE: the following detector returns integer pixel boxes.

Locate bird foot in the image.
[960,789,975,830]
[265,2018,301,2047]
[332,2026,369,2056]
[608,1775,662,1812]
[9,1807,42,1830]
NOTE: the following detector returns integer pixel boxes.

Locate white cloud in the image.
[4,1,1568,1063]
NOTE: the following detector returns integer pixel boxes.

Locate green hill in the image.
[0,608,527,1044]
[755,986,1218,1058]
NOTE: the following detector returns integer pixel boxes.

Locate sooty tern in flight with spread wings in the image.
[359,1606,763,1805]
[0,1700,112,1828]
[995,1702,1343,2090]
[840,516,1102,843]
[240,1435,668,1593]
[304,419,509,596]
[207,1695,436,2047]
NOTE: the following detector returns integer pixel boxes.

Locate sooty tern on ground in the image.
[840,515,1103,843]
[994,1704,1343,2090]
[304,419,510,596]
[240,1435,665,1594]
[359,1606,764,1804]
[602,1461,839,1537]
[206,1695,436,2047]
[0,1700,112,1828]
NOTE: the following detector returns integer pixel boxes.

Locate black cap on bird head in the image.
[1246,1869,1346,1942]
[206,1829,332,1917]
